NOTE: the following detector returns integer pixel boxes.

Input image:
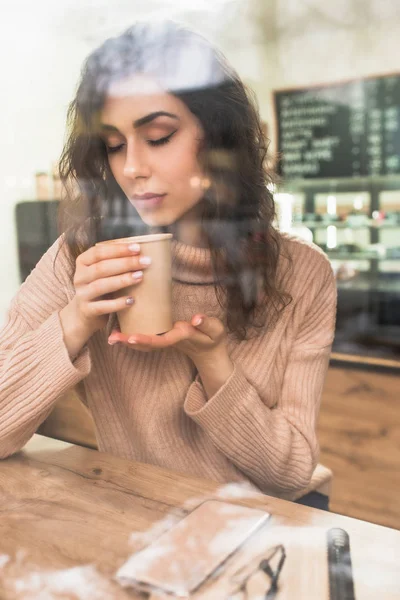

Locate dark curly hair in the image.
[58,20,292,341]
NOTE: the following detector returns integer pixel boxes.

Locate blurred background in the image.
[1,0,399,528]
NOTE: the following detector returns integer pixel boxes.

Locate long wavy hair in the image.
[58,20,292,341]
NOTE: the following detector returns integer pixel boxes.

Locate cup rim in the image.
[96,233,173,245]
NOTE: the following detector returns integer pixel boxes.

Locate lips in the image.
[132,193,165,200]
[132,193,166,209]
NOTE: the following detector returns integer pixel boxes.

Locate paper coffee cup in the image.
[96,233,173,336]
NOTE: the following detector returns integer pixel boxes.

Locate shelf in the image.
[327,252,400,261]
[278,174,400,190]
[336,280,400,293]
[299,220,400,229]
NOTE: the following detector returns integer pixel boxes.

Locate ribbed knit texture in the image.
[0,232,337,500]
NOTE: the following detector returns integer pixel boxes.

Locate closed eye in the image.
[148,130,177,147]
[106,143,125,154]
[105,130,177,154]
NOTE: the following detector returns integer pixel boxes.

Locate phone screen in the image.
[116,499,270,597]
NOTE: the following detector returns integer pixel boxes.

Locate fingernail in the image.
[128,243,140,252]
[139,256,152,266]
[193,317,202,326]
[128,337,137,344]
[108,340,118,345]
[132,271,143,280]
[125,296,135,305]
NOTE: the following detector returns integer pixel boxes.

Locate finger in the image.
[107,332,153,352]
[77,255,150,286]
[81,270,143,301]
[84,295,135,318]
[107,330,133,343]
[109,327,121,337]
[127,326,189,349]
[80,241,141,267]
[191,315,222,339]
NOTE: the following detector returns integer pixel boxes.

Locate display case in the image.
[275,176,400,367]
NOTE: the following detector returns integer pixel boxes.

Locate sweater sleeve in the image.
[0,237,91,459]
[183,259,337,496]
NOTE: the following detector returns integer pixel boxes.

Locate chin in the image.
[137,210,178,228]
[136,200,203,229]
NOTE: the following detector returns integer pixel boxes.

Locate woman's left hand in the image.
[107,314,227,361]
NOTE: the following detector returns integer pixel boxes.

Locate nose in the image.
[123,143,151,180]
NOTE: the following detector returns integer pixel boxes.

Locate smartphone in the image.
[116,499,270,597]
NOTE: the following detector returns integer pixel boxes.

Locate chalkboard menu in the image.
[274,73,400,179]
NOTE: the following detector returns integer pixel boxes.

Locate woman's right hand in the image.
[59,242,151,358]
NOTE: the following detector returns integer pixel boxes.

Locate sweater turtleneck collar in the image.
[171,238,216,284]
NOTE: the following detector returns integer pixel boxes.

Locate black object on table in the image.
[327,528,356,600]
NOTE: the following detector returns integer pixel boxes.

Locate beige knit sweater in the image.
[0,231,336,500]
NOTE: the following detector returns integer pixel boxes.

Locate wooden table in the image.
[0,435,399,599]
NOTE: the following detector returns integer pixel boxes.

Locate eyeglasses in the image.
[228,545,286,599]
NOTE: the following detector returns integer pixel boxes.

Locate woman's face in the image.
[99,76,207,229]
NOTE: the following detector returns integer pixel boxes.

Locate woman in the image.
[0,21,336,506]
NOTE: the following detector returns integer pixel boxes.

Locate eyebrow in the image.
[100,111,180,133]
